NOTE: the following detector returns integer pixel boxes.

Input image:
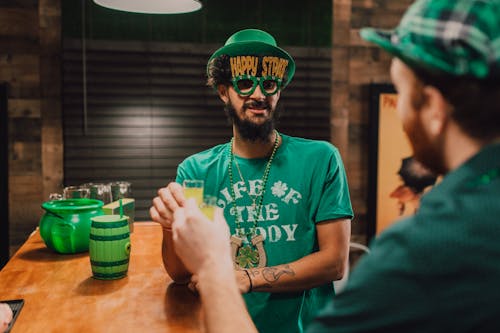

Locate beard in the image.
[405,97,447,175]
[402,85,448,175]
[224,99,281,142]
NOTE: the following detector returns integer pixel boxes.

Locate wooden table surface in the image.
[0,222,204,333]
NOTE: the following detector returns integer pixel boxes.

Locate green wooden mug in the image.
[89,215,131,280]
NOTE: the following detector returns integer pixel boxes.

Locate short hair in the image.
[206,55,232,89]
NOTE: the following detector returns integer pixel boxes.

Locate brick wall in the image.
[332,0,413,242]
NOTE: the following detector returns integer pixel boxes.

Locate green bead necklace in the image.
[228,130,280,269]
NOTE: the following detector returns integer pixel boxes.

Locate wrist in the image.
[243,269,253,293]
[198,261,236,296]
[199,256,233,278]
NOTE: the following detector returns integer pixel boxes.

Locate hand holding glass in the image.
[182,180,216,220]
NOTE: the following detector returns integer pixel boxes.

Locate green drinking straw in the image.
[119,198,123,218]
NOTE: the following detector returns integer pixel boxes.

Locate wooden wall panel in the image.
[1,84,8,267]
[1,0,61,254]
[8,175,43,243]
[0,8,38,37]
[8,99,41,118]
[0,54,39,87]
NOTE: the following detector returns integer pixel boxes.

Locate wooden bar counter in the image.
[0,222,204,332]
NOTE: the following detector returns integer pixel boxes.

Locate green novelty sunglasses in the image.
[231,75,282,96]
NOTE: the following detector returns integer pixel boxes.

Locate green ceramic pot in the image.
[39,199,104,254]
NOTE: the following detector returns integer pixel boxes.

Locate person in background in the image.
[0,303,12,333]
[389,156,437,215]
[150,28,353,333]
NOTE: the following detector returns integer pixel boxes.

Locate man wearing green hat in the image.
[150,28,353,333]
[158,0,500,331]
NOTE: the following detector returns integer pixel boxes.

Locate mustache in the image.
[243,100,270,110]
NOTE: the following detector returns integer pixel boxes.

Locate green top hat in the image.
[360,0,500,79]
[208,29,296,88]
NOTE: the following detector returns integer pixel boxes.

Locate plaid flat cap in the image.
[360,0,500,79]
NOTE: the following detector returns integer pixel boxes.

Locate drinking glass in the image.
[182,180,204,206]
[48,193,63,201]
[81,183,112,204]
[63,186,90,199]
[109,181,132,202]
[200,195,217,221]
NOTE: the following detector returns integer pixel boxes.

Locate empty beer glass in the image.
[63,186,90,199]
[81,183,112,205]
[109,181,132,202]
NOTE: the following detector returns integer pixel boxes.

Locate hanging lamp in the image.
[93,0,202,14]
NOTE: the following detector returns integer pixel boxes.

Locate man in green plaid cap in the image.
[161,0,500,332]
[308,0,500,331]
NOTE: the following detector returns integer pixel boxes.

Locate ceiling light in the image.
[93,0,202,14]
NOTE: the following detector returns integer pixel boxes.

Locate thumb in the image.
[184,198,205,222]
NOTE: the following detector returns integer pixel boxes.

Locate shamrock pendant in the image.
[230,234,267,269]
[236,245,259,268]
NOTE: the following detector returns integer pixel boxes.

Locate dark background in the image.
[63,0,332,46]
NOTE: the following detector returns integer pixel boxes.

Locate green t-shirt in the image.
[176,133,354,333]
[307,143,500,333]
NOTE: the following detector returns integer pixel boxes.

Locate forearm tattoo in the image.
[249,265,295,288]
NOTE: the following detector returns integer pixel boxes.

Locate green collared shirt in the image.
[308,143,500,332]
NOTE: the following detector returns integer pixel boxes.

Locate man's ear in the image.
[217,84,229,104]
[421,85,450,137]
